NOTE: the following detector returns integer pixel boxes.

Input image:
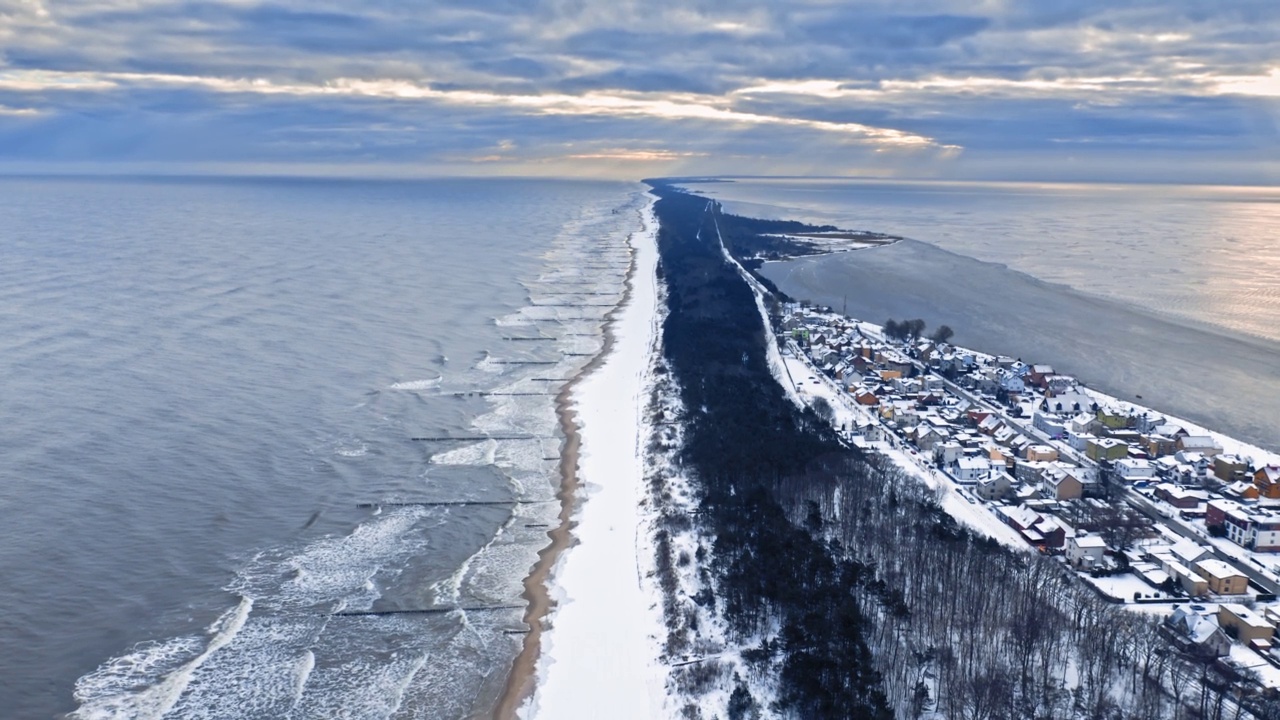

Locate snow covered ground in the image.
[524,200,668,719]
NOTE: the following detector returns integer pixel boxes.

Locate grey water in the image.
[0,176,644,718]
[692,178,1280,453]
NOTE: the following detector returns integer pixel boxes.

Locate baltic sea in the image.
[694,178,1280,453]
[0,176,644,718]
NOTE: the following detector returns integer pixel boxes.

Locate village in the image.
[776,302,1280,687]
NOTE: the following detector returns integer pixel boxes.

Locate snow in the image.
[1082,572,1171,603]
[524,198,667,719]
[1227,644,1280,689]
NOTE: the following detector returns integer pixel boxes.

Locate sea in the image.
[0,176,645,719]
[690,178,1280,454]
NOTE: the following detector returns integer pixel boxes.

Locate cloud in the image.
[1,0,1280,179]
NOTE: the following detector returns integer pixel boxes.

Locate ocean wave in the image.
[388,377,442,391]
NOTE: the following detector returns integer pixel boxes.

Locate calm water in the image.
[693,178,1280,453]
[0,176,644,718]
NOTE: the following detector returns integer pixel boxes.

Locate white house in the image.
[954,456,991,483]
[1115,457,1156,481]
[1067,534,1108,568]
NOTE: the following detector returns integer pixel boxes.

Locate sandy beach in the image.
[495,195,665,719]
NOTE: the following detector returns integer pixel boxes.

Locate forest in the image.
[644,181,1280,720]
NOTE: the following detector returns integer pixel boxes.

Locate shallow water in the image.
[691,178,1280,453]
[0,176,644,718]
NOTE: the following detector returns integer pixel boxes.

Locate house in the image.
[935,441,964,465]
[1214,455,1251,482]
[1194,559,1248,596]
[1207,499,1280,552]
[1033,411,1067,437]
[1143,434,1178,458]
[1097,407,1135,430]
[976,414,1004,436]
[1256,466,1280,499]
[1043,391,1093,416]
[1115,457,1156,481]
[1224,481,1260,501]
[1166,605,1232,658]
[975,471,1013,502]
[996,505,1066,548]
[954,456,991,484]
[1219,604,1275,643]
[1167,561,1209,597]
[1178,435,1222,457]
[853,388,879,406]
[1027,364,1055,387]
[1045,375,1078,394]
[1154,484,1208,509]
[1016,460,1053,484]
[1026,444,1059,462]
[1070,412,1101,435]
[1067,534,1108,569]
[1067,430,1096,452]
[1086,437,1129,462]
[1042,467,1084,501]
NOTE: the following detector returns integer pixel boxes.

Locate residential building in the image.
[1067,534,1107,569]
[1219,604,1275,643]
[1256,466,1280,499]
[1166,605,1232,658]
[1214,455,1250,482]
[1043,467,1083,501]
[1026,444,1059,462]
[954,456,990,484]
[1115,457,1156,481]
[1178,435,1223,457]
[1194,559,1248,596]
[1168,561,1209,597]
[975,471,1013,502]
[1086,437,1129,462]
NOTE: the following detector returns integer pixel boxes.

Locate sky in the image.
[2,0,1279,182]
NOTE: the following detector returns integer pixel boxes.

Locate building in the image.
[1154,484,1208,509]
[1086,437,1129,462]
[1043,468,1084,501]
[1166,605,1232,658]
[975,471,1013,502]
[954,456,991,484]
[1256,466,1280,499]
[1168,561,1209,597]
[1115,457,1156,481]
[1178,435,1223,457]
[1067,534,1108,569]
[1207,499,1280,552]
[1214,455,1251,482]
[853,388,879,406]
[1194,559,1249,596]
[1219,604,1275,643]
[1026,444,1059,462]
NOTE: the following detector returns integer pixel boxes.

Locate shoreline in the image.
[492,193,654,719]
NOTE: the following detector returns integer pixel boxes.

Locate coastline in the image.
[493,193,660,719]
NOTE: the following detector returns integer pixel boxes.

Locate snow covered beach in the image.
[514,197,667,719]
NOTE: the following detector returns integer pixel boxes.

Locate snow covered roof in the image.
[1073,535,1107,549]
[1196,559,1244,581]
